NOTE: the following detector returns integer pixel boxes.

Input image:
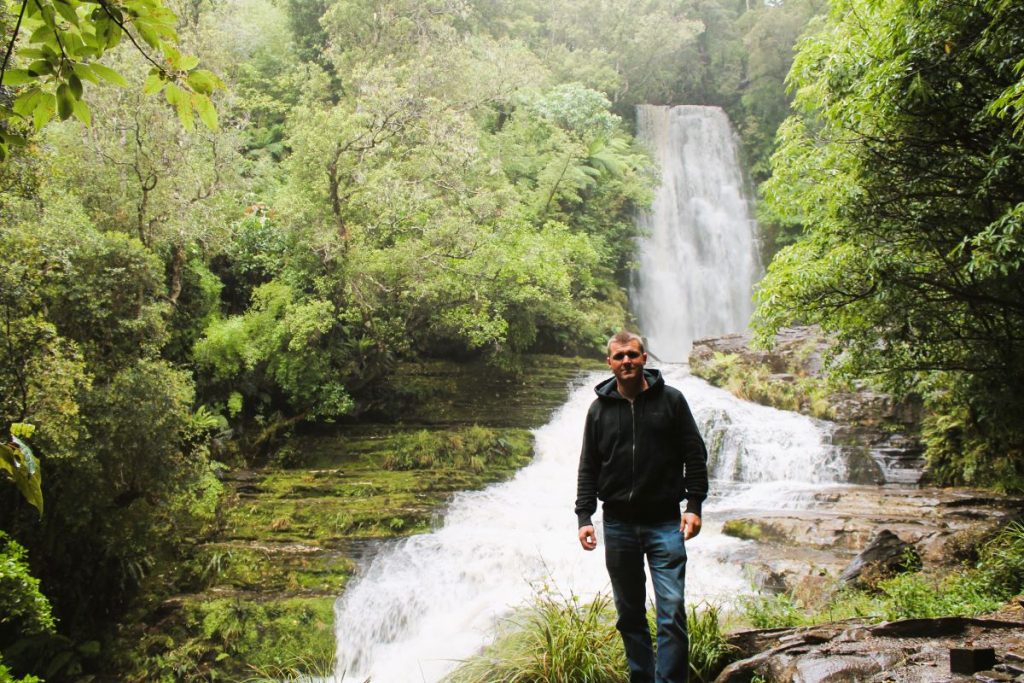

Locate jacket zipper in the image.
[628,400,636,503]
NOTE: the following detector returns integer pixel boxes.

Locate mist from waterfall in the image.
[632,105,762,361]
[330,106,842,683]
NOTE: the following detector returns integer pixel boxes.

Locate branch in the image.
[96,0,171,77]
[1,1,28,81]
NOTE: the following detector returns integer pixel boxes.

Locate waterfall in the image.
[632,105,762,362]
[331,106,842,683]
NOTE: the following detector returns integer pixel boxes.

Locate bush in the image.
[0,532,54,642]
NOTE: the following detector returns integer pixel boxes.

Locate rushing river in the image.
[331,105,846,682]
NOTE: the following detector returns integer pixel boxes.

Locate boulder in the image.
[839,529,919,585]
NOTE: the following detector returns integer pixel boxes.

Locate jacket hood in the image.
[594,368,665,399]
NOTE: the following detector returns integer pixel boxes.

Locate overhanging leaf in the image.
[192,93,217,131]
[1,440,43,516]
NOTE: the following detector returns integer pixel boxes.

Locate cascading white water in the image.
[632,105,762,362]
[332,371,844,682]
[330,105,842,682]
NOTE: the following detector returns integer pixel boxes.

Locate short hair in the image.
[607,330,645,356]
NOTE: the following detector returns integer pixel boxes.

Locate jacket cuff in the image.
[683,499,703,517]
[577,513,594,528]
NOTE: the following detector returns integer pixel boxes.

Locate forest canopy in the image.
[9,0,1024,679]
[756,0,1024,490]
[0,0,824,678]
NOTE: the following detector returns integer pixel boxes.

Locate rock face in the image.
[716,615,1024,683]
[838,528,919,585]
[720,485,1024,600]
[690,327,926,485]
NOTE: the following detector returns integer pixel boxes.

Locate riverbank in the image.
[107,355,601,681]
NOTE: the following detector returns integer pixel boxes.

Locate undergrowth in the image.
[691,352,834,419]
[444,588,735,683]
[741,521,1024,628]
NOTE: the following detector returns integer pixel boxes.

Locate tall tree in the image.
[756,0,1024,489]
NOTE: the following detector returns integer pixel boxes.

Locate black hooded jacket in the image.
[575,369,709,528]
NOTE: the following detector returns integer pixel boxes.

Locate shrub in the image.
[445,588,626,683]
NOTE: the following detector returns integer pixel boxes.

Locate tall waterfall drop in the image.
[633,105,762,361]
[330,106,843,683]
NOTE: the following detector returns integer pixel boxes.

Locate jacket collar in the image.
[594,368,664,400]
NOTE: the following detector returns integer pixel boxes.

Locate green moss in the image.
[120,596,336,681]
[111,355,595,681]
[721,519,765,541]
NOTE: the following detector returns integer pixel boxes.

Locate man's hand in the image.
[578,525,597,551]
[681,512,702,541]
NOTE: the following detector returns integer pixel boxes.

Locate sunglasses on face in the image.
[610,351,642,361]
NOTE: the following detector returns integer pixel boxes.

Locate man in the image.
[576,330,709,683]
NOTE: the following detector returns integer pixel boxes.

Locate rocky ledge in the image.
[722,485,1023,602]
[718,484,1023,682]
[718,614,1024,682]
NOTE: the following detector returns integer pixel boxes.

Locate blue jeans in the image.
[604,518,689,683]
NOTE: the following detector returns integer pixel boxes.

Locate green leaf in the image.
[89,62,128,87]
[186,69,224,94]
[72,98,91,126]
[56,83,74,120]
[135,20,160,48]
[1,70,35,86]
[33,93,56,130]
[1,439,43,516]
[143,70,165,95]
[69,73,84,100]
[161,43,182,69]
[193,93,217,131]
[179,54,200,71]
[27,60,54,77]
[10,423,35,439]
[54,0,80,26]
[73,62,99,84]
[165,83,193,130]
[13,88,42,118]
[29,24,57,47]
[40,3,59,29]
[105,22,122,49]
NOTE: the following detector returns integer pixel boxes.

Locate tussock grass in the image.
[445,589,735,683]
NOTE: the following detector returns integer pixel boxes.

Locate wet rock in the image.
[839,528,919,585]
[716,617,1024,683]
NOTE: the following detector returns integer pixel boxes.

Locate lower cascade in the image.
[332,366,846,682]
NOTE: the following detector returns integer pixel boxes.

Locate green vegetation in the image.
[446,590,735,683]
[755,0,1024,491]
[0,0,222,160]
[8,0,1024,679]
[721,519,766,542]
[741,521,1024,628]
[691,350,835,419]
[446,589,626,683]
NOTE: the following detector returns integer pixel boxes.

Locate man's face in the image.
[607,339,647,384]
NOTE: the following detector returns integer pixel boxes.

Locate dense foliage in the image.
[0,0,827,678]
[756,0,1024,491]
